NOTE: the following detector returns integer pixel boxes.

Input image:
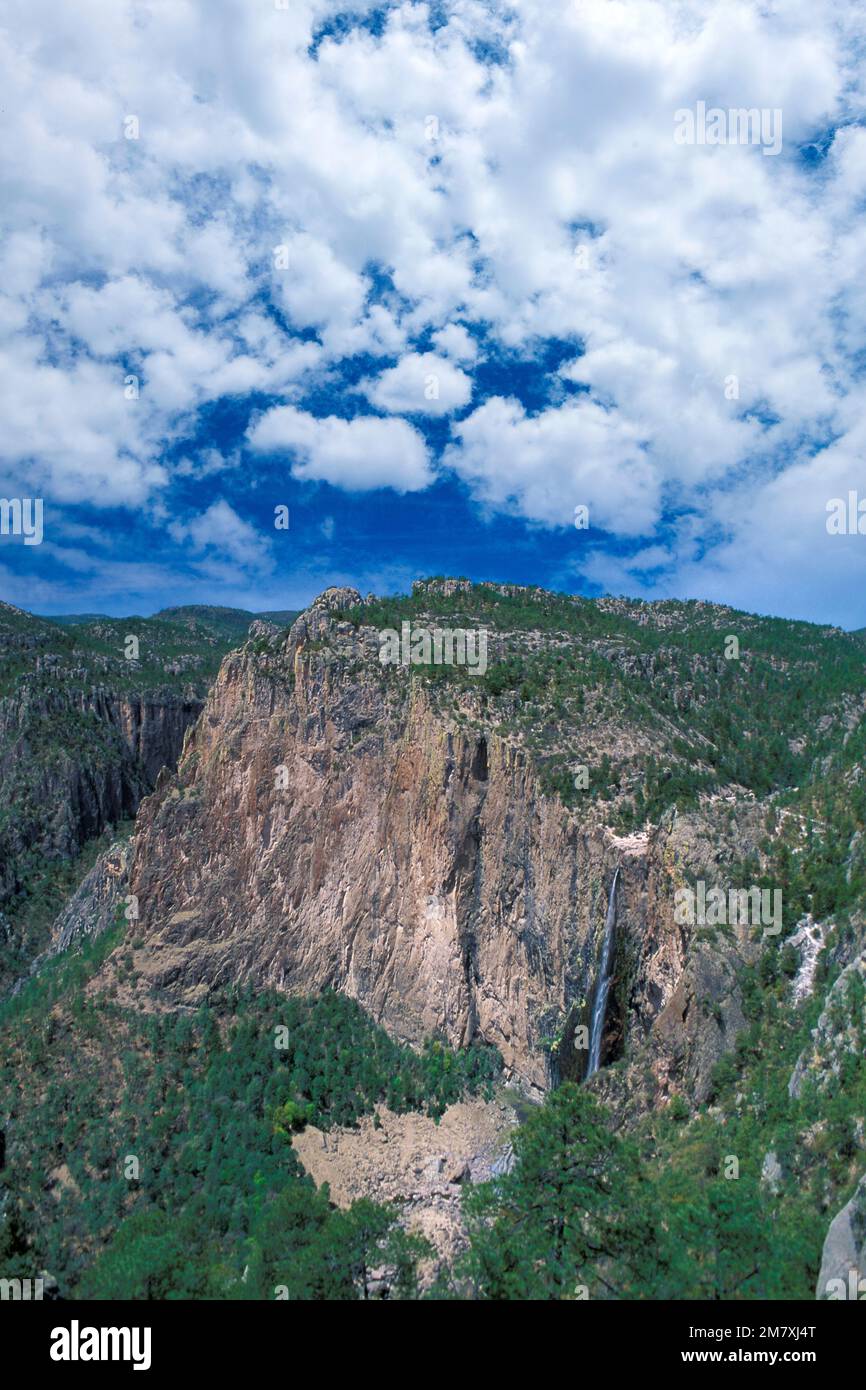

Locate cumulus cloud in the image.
[1,0,866,617]
[446,395,660,535]
[432,324,478,364]
[272,232,367,336]
[247,405,433,492]
[168,499,274,573]
[0,343,167,507]
[362,352,473,415]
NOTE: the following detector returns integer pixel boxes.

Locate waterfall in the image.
[587,867,620,1077]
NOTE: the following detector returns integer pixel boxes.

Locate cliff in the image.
[0,685,201,905]
[0,600,262,947]
[122,586,767,1096]
[5,580,866,1300]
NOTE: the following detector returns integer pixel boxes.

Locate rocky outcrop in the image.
[117,588,765,1098]
[816,1173,866,1299]
[788,916,828,1003]
[9,840,132,995]
[590,812,767,1119]
[50,839,131,956]
[789,951,866,1099]
[761,1150,784,1194]
[412,579,473,599]
[292,1097,517,1274]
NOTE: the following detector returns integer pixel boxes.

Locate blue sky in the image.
[2,0,866,625]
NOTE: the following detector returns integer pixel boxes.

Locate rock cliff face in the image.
[9,839,132,996]
[48,839,132,957]
[0,598,248,924]
[123,588,762,1096]
[817,1174,866,1299]
[106,694,203,787]
[0,687,201,908]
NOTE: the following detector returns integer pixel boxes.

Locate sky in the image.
[1,0,866,625]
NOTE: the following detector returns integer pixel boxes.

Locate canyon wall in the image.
[0,685,201,908]
[124,589,763,1096]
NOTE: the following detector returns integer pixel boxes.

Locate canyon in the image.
[117,584,769,1104]
[3,579,866,1299]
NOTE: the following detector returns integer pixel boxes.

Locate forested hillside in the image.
[1,580,865,1300]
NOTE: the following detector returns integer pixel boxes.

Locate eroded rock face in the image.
[50,840,131,956]
[121,592,764,1099]
[789,951,866,1100]
[108,694,202,787]
[129,659,612,1090]
[589,806,767,1117]
[292,1098,517,1275]
[0,687,201,909]
[816,1173,866,1299]
[9,839,132,996]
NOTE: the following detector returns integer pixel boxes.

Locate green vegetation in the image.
[0,920,500,1299]
[4,911,860,1300]
[40,605,300,646]
[337,581,866,834]
[0,602,301,930]
[4,580,866,1300]
[0,600,266,946]
[450,1016,854,1301]
[0,821,134,995]
[151,605,299,642]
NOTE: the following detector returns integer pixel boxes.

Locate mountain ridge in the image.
[2,578,865,1299]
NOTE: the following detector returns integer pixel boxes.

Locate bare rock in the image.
[816,1173,866,1299]
[761,1150,783,1194]
[116,587,768,1103]
[51,840,132,955]
[789,952,866,1099]
[292,1098,518,1276]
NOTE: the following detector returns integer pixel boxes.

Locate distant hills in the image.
[41,604,300,639]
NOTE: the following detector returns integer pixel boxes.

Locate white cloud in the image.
[446,394,659,535]
[432,323,478,364]
[247,405,433,492]
[1,0,866,616]
[168,499,274,573]
[272,232,367,335]
[0,343,167,506]
[362,351,473,415]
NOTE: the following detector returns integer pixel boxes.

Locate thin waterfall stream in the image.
[587,867,620,1077]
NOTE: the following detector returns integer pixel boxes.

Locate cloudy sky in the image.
[2,0,866,624]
